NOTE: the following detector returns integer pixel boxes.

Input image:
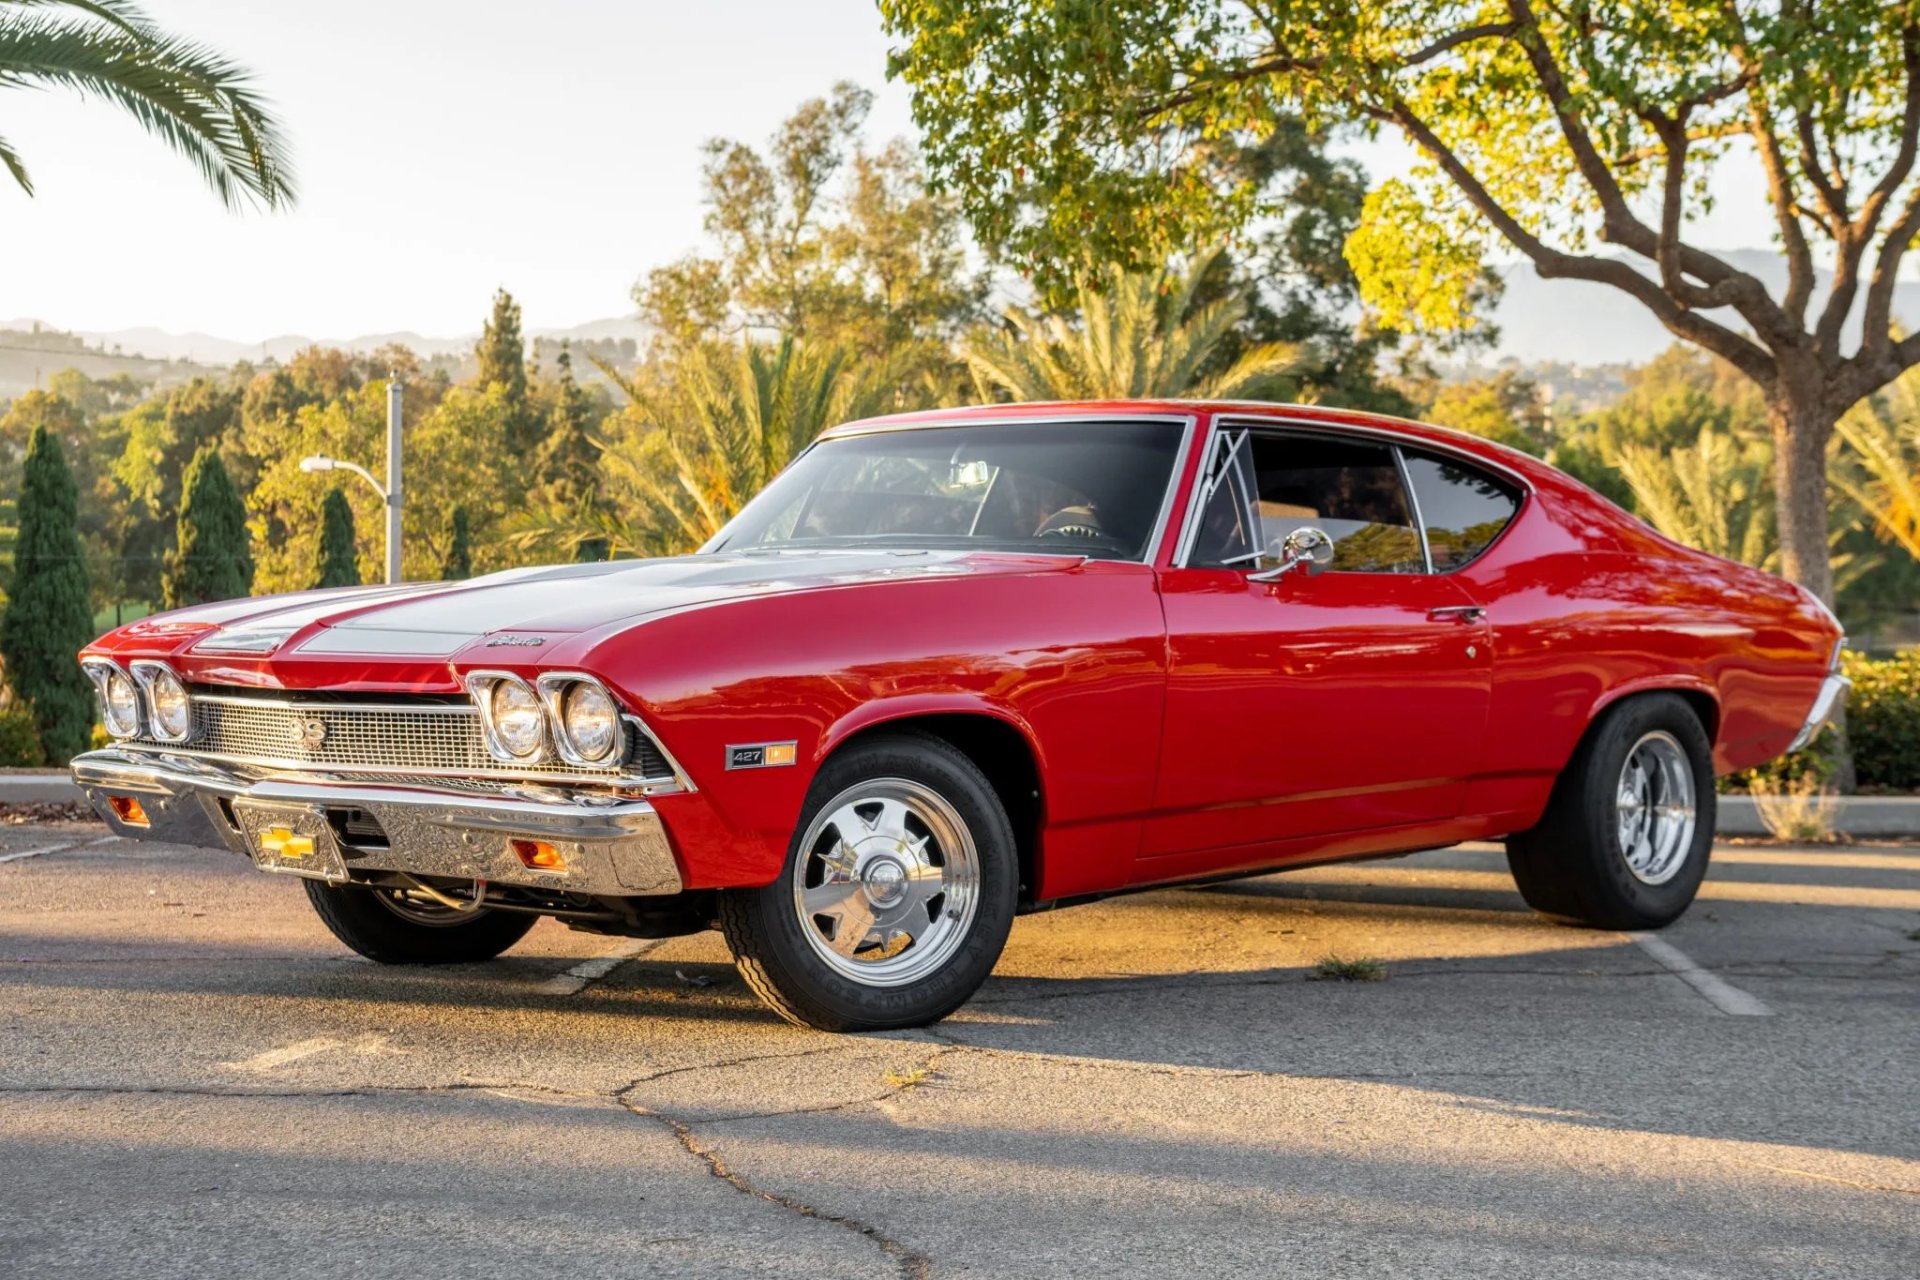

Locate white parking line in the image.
[537,937,659,996]
[1630,931,1773,1017]
[0,835,120,865]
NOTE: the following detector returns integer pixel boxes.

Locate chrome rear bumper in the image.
[69,747,683,896]
[1787,673,1851,754]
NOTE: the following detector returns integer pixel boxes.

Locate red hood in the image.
[84,550,1080,691]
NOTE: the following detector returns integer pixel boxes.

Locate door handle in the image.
[1427,605,1485,624]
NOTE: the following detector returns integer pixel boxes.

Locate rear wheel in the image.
[719,733,1018,1031]
[1506,693,1715,930]
[303,879,537,964]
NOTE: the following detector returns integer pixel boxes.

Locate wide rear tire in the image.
[1506,693,1715,930]
[303,880,537,964]
[719,732,1018,1031]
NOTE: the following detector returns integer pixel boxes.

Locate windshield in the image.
[706,420,1186,561]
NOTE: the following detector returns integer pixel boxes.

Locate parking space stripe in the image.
[537,937,660,996]
[0,836,119,866]
[1630,931,1773,1016]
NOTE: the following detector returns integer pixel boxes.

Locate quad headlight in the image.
[86,662,144,738]
[467,671,632,769]
[560,681,620,763]
[488,679,547,758]
[136,663,193,742]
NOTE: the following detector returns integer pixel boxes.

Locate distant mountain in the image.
[6,249,1914,381]
[1486,248,1920,365]
[0,315,653,368]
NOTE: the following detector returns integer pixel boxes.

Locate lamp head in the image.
[299,456,334,474]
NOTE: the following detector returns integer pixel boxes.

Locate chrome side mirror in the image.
[1248,526,1335,583]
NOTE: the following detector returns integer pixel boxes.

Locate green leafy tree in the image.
[0,0,293,208]
[0,425,93,763]
[1422,371,1551,456]
[962,251,1310,401]
[311,487,359,589]
[636,83,985,371]
[165,445,252,607]
[439,506,472,580]
[511,336,906,558]
[883,1,1920,608]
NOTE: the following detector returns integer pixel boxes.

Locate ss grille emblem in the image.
[294,717,328,750]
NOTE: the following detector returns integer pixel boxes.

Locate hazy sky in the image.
[3,0,1784,342]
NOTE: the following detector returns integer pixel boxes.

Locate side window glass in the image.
[1402,449,1521,569]
[1246,434,1425,573]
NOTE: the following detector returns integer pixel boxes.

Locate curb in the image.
[0,773,83,804]
[1717,794,1920,838]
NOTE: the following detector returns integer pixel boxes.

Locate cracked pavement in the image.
[1,825,1915,1278]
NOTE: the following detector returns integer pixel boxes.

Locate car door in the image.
[1142,421,1494,862]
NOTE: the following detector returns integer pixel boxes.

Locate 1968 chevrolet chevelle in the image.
[71,401,1847,1030]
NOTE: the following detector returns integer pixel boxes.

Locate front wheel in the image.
[719,733,1019,1031]
[303,879,537,964]
[1506,692,1716,930]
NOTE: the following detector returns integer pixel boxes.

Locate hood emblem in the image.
[486,634,546,648]
[294,717,328,751]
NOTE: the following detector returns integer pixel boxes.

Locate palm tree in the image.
[0,0,293,209]
[506,336,911,560]
[1833,371,1920,562]
[961,250,1312,402]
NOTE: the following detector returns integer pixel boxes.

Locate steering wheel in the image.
[1034,506,1104,540]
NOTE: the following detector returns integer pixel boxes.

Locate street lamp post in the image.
[298,373,405,584]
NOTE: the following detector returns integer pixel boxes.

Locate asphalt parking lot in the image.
[1,819,1915,1279]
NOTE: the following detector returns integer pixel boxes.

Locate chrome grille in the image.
[132,692,674,785]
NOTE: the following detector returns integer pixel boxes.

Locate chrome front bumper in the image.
[69,747,683,896]
[1787,673,1851,753]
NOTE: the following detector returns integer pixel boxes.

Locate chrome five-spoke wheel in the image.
[1615,730,1697,886]
[793,779,980,987]
[718,732,1018,1031]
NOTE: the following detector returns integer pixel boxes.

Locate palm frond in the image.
[0,130,29,193]
[0,5,294,208]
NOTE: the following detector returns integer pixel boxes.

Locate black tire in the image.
[303,879,537,964]
[719,732,1019,1031]
[1506,692,1716,930]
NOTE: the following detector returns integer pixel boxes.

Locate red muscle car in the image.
[72,401,1847,1030]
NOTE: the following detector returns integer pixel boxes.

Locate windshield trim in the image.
[700,413,1199,566]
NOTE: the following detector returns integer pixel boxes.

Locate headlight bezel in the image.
[537,673,627,767]
[130,660,194,743]
[465,670,551,763]
[82,658,144,739]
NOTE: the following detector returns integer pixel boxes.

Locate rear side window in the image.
[1403,450,1522,569]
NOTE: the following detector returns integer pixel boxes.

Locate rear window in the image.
[1402,450,1522,569]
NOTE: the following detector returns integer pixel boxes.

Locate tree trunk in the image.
[1767,382,1852,792]
[1767,386,1836,606]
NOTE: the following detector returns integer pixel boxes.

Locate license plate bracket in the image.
[232,798,350,883]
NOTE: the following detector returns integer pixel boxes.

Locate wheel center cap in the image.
[863,857,908,907]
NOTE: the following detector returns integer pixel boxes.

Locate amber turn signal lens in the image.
[512,839,566,872]
[106,795,149,827]
[764,742,797,767]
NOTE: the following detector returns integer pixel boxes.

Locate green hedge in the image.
[0,705,46,767]
[1729,650,1920,793]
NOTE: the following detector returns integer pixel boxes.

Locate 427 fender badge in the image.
[727,742,797,770]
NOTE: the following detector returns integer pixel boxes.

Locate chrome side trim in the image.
[1787,672,1851,754]
[70,747,684,897]
[1391,446,1436,574]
